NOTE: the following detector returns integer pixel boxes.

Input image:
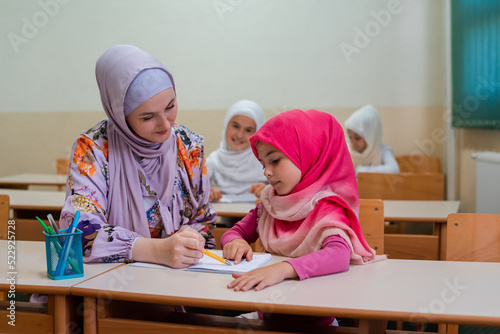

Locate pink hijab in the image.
[95,45,177,237]
[250,110,383,264]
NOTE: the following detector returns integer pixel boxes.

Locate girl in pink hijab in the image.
[221,109,385,324]
[59,45,216,268]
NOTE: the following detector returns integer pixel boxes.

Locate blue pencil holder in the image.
[44,228,84,280]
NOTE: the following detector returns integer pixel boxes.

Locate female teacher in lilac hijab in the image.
[59,45,216,268]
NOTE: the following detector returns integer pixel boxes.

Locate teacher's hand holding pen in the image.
[132,227,205,269]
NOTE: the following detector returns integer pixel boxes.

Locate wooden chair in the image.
[443,213,500,333]
[213,227,265,252]
[9,219,47,241]
[396,155,442,173]
[55,158,70,191]
[358,172,445,261]
[0,195,9,240]
[0,195,8,300]
[446,213,500,262]
[357,172,445,201]
[358,198,384,254]
[56,158,70,175]
[212,226,228,250]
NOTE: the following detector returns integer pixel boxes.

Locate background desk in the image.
[0,189,66,217]
[210,202,255,218]
[0,240,122,333]
[0,173,67,191]
[0,189,66,240]
[384,200,460,222]
[384,200,460,261]
[71,258,500,334]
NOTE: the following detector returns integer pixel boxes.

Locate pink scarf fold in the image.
[250,110,385,264]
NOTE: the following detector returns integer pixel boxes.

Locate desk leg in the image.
[53,295,68,334]
[358,319,387,334]
[84,297,97,334]
[446,324,459,334]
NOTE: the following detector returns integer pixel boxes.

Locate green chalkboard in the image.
[452,0,500,129]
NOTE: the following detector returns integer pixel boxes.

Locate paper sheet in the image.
[131,250,272,274]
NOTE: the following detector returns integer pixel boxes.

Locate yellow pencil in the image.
[203,249,232,266]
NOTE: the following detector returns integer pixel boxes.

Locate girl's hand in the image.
[209,187,222,202]
[222,239,253,264]
[227,262,298,291]
[132,227,205,269]
[249,183,266,198]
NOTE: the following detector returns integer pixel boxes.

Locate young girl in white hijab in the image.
[345,105,400,174]
[207,100,267,202]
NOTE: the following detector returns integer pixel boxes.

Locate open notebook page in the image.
[131,250,272,274]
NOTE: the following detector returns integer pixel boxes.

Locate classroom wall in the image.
[0,0,492,213]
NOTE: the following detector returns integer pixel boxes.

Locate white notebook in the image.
[131,250,272,274]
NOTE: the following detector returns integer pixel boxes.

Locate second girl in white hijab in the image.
[345,105,400,175]
[207,100,267,202]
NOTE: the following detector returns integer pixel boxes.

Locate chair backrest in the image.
[396,155,442,173]
[357,172,445,200]
[213,227,265,252]
[56,158,70,175]
[213,227,227,250]
[0,195,9,240]
[213,199,385,255]
[359,199,384,254]
[446,213,500,262]
[12,219,47,241]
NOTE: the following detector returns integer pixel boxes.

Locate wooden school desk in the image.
[0,189,66,240]
[0,240,122,334]
[383,200,460,261]
[2,192,249,219]
[210,202,255,218]
[384,200,460,223]
[0,173,67,191]
[0,189,66,216]
[71,258,500,334]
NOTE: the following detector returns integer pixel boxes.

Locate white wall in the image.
[0,0,446,112]
[0,0,449,188]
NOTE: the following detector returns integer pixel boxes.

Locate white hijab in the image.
[345,105,383,168]
[207,100,267,195]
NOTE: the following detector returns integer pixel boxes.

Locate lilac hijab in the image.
[95,45,177,237]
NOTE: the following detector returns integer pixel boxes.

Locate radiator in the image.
[472,152,500,214]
